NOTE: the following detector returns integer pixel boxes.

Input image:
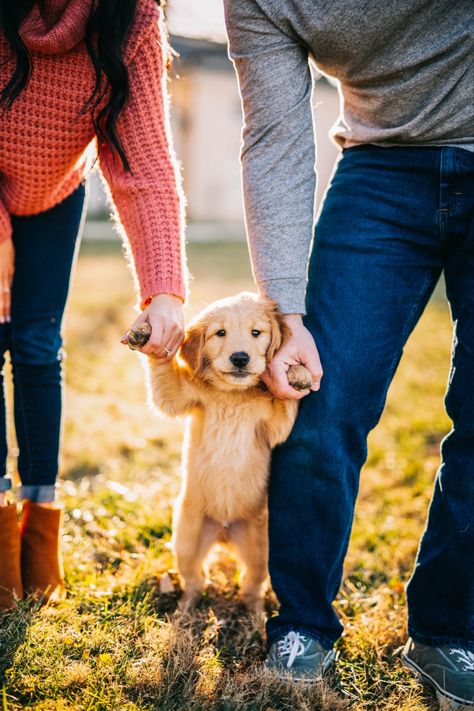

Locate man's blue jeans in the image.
[0,184,86,503]
[268,146,474,651]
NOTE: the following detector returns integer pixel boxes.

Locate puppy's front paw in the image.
[126,322,152,351]
[287,364,313,391]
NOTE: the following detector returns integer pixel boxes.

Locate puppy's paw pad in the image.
[127,322,152,350]
[287,365,313,391]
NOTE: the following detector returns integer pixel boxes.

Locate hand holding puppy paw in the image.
[0,239,14,324]
[126,322,152,350]
[122,294,185,361]
[263,314,323,400]
[287,364,313,391]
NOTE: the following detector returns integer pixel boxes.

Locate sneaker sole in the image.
[401,652,474,708]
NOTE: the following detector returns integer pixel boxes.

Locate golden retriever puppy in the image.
[128,292,312,609]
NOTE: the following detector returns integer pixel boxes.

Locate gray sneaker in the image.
[401,638,474,708]
[266,630,336,682]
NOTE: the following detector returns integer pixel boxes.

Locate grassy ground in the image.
[0,240,455,710]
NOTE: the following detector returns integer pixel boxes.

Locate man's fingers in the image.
[301,355,323,391]
[264,360,307,400]
[309,369,322,391]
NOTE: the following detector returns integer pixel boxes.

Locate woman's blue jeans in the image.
[268,146,474,651]
[0,184,86,503]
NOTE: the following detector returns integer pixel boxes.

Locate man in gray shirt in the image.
[225,0,474,706]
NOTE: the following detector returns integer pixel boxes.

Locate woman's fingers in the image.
[0,278,11,324]
[0,240,15,324]
[138,324,165,359]
[151,316,184,358]
[166,330,185,355]
[4,285,11,323]
[129,320,182,360]
[152,324,184,360]
[123,295,186,360]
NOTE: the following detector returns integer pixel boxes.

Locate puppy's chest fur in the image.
[184,396,274,523]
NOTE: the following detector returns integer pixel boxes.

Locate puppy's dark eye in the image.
[216,329,226,337]
[251,329,261,337]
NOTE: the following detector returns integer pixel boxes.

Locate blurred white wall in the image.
[170,63,340,226]
[312,78,342,210]
[172,66,244,224]
[167,0,227,42]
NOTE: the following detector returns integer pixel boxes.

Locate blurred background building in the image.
[85,0,341,241]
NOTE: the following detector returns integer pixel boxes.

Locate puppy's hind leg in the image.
[230,511,269,612]
[173,504,216,611]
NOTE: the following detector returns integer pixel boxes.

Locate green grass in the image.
[0,239,454,710]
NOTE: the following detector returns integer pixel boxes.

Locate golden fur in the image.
[145,292,310,609]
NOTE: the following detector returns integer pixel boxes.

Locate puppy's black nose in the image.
[230,351,250,368]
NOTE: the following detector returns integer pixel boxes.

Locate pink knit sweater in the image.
[0,0,186,304]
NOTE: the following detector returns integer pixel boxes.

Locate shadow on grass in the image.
[121,575,350,711]
[0,602,35,685]
[122,574,445,710]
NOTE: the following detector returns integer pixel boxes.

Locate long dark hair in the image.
[0,0,160,170]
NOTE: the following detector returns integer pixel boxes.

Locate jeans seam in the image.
[13,363,34,486]
[438,148,447,241]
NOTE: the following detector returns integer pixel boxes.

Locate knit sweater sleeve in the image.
[98,12,186,307]
[0,199,12,245]
[224,0,315,315]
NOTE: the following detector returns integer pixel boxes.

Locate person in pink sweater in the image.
[0,0,187,606]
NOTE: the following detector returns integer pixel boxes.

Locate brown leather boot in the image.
[20,501,64,603]
[0,503,23,608]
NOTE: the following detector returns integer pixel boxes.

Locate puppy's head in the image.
[179,292,289,390]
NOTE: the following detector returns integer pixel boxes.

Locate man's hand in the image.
[263,314,323,400]
[122,293,185,361]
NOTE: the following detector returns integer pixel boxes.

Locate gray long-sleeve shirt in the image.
[224,0,474,314]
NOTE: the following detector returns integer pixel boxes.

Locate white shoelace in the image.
[449,648,474,672]
[277,631,307,669]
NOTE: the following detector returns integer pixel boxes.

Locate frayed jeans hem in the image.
[19,485,57,504]
[0,477,12,493]
[409,627,474,652]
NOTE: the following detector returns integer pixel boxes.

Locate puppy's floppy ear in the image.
[179,323,205,373]
[266,302,291,362]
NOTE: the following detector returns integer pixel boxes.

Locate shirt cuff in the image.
[258,277,308,315]
[139,274,187,311]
